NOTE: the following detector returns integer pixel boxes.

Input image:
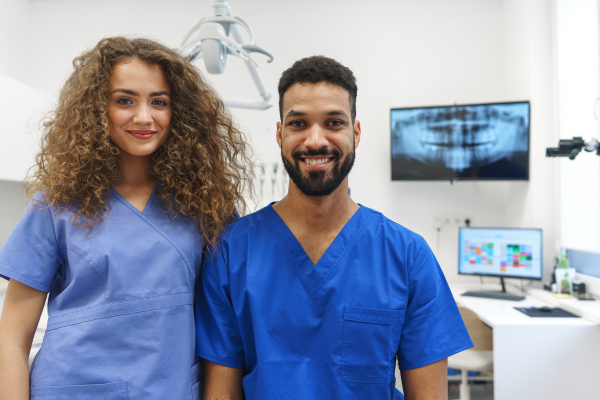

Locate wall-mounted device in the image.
[545,136,599,160]
[391,101,530,181]
[179,0,273,110]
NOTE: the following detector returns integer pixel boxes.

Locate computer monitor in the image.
[458,227,543,300]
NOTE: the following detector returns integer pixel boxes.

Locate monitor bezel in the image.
[390,100,531,182]
[458,226,543,281]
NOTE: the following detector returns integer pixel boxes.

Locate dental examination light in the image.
[546,137,600,160]
[179,0,273,110]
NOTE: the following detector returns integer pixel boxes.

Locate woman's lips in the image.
[127,130,156,139]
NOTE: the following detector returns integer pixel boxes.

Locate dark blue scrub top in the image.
[196,204,472,399]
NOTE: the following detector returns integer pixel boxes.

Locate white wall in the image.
[0,0,560,284]
[556,0,600,254]
[553,0,600,296]
[0,0,29,81]
[0,180,30,291]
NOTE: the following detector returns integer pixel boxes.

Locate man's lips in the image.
[301,156,334,166]
[127,130,156,139]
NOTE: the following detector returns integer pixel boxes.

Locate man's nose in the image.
[304,124,328,148]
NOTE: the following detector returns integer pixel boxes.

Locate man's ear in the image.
[353,120,361,149]
[276,122,283,149]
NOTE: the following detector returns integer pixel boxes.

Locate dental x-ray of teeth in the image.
[391,101,530,180]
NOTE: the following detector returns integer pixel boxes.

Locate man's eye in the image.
[116,98,133,105]
[289,121,304,127]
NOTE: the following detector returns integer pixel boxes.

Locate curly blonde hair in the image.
[27,36,254,249]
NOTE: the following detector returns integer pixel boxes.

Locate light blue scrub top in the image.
[196,204,473,400]
[0,188,203,400]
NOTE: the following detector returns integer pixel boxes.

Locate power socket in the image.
[434,216,471,230]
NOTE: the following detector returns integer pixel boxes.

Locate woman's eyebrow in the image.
[150,91,170,97]
[110,88,137,96]
[109,89,170,97]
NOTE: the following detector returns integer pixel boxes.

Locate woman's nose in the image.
[133,105,152,125]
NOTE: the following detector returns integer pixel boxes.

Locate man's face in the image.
[277,82,361,197]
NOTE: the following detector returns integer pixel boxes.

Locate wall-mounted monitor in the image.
[391,101,530,181]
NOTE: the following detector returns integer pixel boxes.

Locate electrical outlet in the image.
[434,216,471,229]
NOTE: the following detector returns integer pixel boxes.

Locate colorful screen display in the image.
[458,227,542,280]
[391,101,530,180]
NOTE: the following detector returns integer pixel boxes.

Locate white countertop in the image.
[451,284,599,327]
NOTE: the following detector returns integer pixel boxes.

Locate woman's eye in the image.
[152,99,168,106]
[116,98,133,105]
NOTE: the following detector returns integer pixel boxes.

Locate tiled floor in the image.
[448,381,494,400]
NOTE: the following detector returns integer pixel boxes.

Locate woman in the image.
[0,36,253,399]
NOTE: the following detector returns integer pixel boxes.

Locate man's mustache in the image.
[292,148,341,158]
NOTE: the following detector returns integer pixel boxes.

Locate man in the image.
[196,56,473,400]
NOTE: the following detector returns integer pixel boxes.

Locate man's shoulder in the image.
[359,204,424,243]
[222,203,275,239]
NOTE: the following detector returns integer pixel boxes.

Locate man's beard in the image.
[281,145,355,197]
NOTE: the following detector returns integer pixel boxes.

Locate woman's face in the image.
[108,58,172,160]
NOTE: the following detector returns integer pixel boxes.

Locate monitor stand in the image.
[461,277,526,301]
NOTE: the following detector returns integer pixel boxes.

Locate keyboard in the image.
[461,290,525,301]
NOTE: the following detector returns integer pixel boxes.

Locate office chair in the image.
[447,306,493,400]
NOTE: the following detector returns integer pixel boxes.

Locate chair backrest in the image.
[458,306,493,351]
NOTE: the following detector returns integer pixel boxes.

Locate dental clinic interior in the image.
[2,1,600,399]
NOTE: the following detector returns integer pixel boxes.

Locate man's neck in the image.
[273,180,359,264]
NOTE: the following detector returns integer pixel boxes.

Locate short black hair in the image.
[278,55,357,122]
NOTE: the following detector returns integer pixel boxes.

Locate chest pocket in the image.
[341,305,405,383]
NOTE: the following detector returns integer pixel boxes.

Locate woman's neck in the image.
[113,153,157,212]
[115,153,156,189]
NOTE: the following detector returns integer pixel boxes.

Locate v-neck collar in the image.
[110,184,195,278]
[111,183,158,216]
[264,203,373,295]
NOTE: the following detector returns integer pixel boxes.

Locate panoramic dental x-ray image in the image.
[391,102,530,180]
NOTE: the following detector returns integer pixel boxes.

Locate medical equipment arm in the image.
[179,0,273,110]
[545,136,600,160]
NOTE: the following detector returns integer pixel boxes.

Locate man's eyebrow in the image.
[284,109,349,119]
[284,109,306,119]
[327,110,348,118]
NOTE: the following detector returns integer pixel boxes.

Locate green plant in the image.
[559,254,570,294]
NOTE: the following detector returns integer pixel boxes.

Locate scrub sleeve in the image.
[0,201,60,291]
[397,239,472,369]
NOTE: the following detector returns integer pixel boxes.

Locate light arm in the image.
[0,279,47,400]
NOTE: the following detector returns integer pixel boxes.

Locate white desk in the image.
[451,284,600,400]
